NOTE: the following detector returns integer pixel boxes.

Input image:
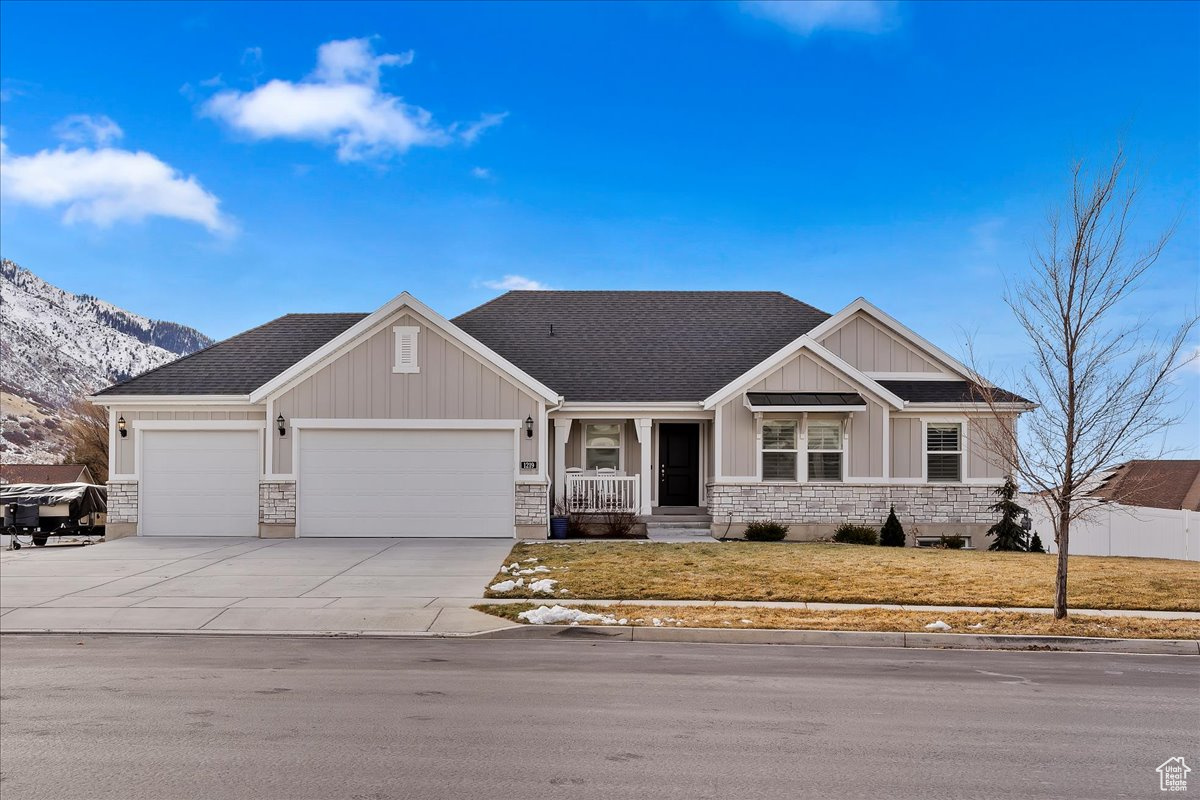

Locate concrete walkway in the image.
[0,537,518,635]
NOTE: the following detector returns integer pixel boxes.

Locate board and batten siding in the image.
[818,312,945,374]
[717,350,886,479]
[111,407,266,476]
[889,414,1015,481]
[271,310,541,475]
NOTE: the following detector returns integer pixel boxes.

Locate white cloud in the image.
[471,166,492,180]
[455,112,509,145]
[0,127,230,233]
[482,274,551,291]
[53,114,124,146]
[202,37,502,162]
[740,1,899,36]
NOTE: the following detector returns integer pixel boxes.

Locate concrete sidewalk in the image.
[0,537,518,636]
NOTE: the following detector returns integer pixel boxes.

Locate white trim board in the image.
[289,418,521,430]
[250,292,560,404]
[130,419,266,431]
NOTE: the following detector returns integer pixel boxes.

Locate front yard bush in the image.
[938,533,967,549]
[744,520,789,542]
[880,506,905,547]
[833,524,879,545]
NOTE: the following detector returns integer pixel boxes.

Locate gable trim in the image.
[701,335,905,411]
[249,292,561,405]
[806,298,976,382]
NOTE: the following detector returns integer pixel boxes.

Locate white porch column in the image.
[634,418,653,516]
[553,418,573,506]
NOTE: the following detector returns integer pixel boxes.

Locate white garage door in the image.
[297,428,515,537]
[140,429,261,536]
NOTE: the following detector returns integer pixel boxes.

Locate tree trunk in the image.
[1054,505,1070,619]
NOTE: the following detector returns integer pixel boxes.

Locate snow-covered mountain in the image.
[1,258,213,463]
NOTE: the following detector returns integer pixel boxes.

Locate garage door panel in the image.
[140,430,260,537]
[298,427,515,538]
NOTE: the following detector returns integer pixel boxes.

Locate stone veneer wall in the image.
[515,482,550,526]
[259,481,297,525]
[706,483,998,526]
[106,481,138,524]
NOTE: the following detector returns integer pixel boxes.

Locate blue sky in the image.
[2,1,1197,453]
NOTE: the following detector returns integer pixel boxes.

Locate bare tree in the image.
[970,148,1197,619]
[61,401,109,484]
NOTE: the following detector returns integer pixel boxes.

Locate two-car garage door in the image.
[137,426,516,538]
[296,428,515,537]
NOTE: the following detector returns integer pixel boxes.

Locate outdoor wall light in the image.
[1020,512,1032,532]
[117,416,127,438]
[525,416,534,439]
[277,414,287,437]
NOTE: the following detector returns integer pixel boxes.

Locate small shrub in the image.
[566,514,588,538]
[744,520,789,542]
[938,533,966,550]
[833,524,879,546]
[1028,532,1046,553]
[880,506,905,547]
[601,509,639,538]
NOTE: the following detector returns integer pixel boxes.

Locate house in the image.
[0,463,96,485]
[1028,460,1200,561]
[89,291,1031,541]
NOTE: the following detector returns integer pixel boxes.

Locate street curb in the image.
[475,624,1200,655]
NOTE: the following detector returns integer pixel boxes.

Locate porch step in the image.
[644,516,712,525]
[644,519,712,529]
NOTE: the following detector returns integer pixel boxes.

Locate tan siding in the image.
[890,416,922,478]
[271,308,542,475]
[847,399,885,478]
[969,416,1012,479]
[818,313,945,374]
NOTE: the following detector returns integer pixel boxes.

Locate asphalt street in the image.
[1,635,1196,800]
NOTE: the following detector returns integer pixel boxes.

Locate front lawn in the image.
[477,602,1200,640]
[485,542,1200,612]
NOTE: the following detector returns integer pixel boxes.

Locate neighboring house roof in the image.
[1087,460,1200,511]
[452,291,831,402]
[878,380,1029,404]
[95,313,367,396]
[0,464,94,485]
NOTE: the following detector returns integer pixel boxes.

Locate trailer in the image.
[2,482,107,549]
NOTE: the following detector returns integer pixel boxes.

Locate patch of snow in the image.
[518,605,624,626]
[523,557,538,563]
[489,577,525,592]
[528,578,558,594]
[968,623,986,629]
[924,620,952,631]
[740,619,752,624]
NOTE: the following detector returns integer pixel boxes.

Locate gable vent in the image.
[393,326,420,373]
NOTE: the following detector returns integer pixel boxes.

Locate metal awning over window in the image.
[744,392,867,412]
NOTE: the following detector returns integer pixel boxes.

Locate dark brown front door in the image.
[658,424,699,506]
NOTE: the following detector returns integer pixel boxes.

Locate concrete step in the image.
[644,517,712,526]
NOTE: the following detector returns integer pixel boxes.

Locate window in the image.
[761,420,798,481]
[393,326,420,373]
[584,423,621,470]
[926,423,962,482]
[807,421,843,482]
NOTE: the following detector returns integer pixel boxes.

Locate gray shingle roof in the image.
[745,392,866,408]
[878,380,1029,404]
[95,313,367,396]
[453,291,831,402]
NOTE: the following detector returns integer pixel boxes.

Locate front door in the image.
[658,424,699,507]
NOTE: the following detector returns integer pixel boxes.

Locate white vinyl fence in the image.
[1023,496,1199,561]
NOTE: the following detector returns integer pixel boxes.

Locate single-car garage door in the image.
[297,427,515,537]
[140,429,261,536]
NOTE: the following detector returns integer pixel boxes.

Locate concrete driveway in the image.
[0,537,518,635]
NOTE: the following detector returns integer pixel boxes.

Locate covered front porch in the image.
[549,410,714,516]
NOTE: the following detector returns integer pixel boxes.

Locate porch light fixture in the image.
[524,416,534,439]
[117,416,127,438]
[277,414,287,437]
[1020,511,1032,532]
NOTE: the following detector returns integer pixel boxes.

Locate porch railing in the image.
[565,474,641,514]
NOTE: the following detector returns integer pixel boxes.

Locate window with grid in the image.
[584,423,621,470]
[806,421,843,482]
[926,423,962,482]
[761,420,797,481]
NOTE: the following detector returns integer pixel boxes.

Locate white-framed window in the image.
[806,421,844,482]
[393,326,420,374]
[761,420,798,481]
[584,423,622,470]
[926,422,962,482]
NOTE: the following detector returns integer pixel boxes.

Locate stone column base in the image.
[259,524,297,539]
[104,522,138,540]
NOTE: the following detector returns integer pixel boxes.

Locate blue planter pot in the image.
[549,517,569,539]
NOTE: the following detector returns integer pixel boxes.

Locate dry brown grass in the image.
[476,602,1200,640]
[485,542,1200,611]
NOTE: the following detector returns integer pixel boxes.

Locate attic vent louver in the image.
[393,326,420,374]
